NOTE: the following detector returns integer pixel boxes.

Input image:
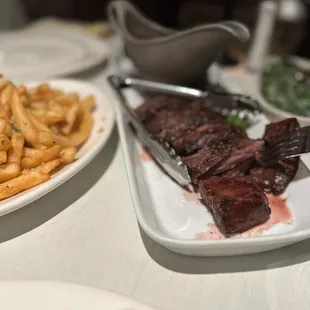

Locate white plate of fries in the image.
[0,78,114,216]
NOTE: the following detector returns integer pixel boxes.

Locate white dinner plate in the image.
[0,30,109,80]
[0,79,114,216]
[0,281,156,310]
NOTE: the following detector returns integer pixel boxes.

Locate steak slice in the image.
[251,118,300,195]
[135,95,188,122]
[172,124,246,156]
[182,136,232,181]
[214,138,264,174]
[250,167,292,195]
[182,132,262,181]
[137,95,226,145]
[263,118,300,143]
[220,158,255,178]
[198,177,271,236]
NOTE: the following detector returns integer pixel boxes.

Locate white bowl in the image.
[259,56,310,126]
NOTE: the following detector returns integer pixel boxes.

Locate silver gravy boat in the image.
[108,0,250,87]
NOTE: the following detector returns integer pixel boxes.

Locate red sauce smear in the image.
[196,224,224,240]
[196,194,293,240]
[140,147,152,162]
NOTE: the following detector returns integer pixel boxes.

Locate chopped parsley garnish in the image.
[11,124,21,133]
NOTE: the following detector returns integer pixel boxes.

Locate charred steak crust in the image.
[198,177,271,236]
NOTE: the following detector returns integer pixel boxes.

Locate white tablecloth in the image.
[0,39,309,310]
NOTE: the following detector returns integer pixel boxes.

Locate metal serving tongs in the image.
[108,75,191,186]
[114,76,262,121]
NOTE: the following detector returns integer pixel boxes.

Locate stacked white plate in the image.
[0,29,109,80]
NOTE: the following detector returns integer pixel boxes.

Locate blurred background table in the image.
[0,23,307,309]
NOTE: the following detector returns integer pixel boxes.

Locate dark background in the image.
[20,0,310,58]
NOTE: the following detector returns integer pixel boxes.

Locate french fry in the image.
[0,134,11,151]
[34,158,61,174]
[20,94,30,107]
[30,101,48,111]
[0,104,7,119]
[0,117,11,137]
[23,147,37,158]
[0,163,20,183]
[0,112,11,137]
[0,171,50,200]
[4,122,12,137]
[69,109,93,146]
[60,147,76,164]
[38,83,50,93]
[0,117,7,134]
[0,80,9,92]
[29,112,72,148]
[48,100,65,115]
[0,151,7,164]
[17,85,27,94]
[8,132,24,164]
[0,83,13,118]
[50,124,61,135]
[21,145,61,169]
[61,104,79,135]
[18,85,31,107]
[50,88,64,97]
[11,89,39,148]
[55,93,78,106]
[29,93,46,102]
[80,95,95,112]
[38,131,57,147]
[31,109,65,125]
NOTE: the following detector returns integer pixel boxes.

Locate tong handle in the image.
[116,76,261,114]
[108,76,155,150]
[108,76,173,162]
[107,75,191,186]
[118,76,204,98]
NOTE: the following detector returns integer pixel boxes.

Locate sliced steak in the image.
[136,95,226,146]
[172,124,246,156]
[214,138,264,174]
[250,167,292,195]
[182,130,259,180]
[135,95,188,122]
[182,137,232,181]
[198,177,271,236]
[263,118,299,143]
[251,118,300,195]
[220,158,255,178]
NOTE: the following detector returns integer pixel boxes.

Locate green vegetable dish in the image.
[262,59,310,117]
[210,83,252,129]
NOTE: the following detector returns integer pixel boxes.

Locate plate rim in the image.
[0,78,115,217]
